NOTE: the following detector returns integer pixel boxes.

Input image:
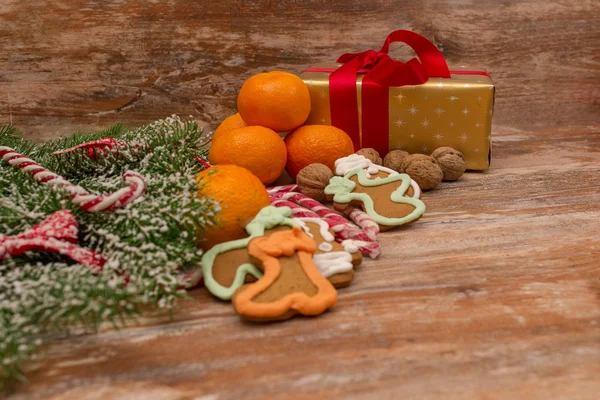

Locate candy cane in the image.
[343,208,379,241]
[0,146,145,212]
[269,192,380,259]
[267,184,299,195]
[0,210,105,271]
[270,198,322,219]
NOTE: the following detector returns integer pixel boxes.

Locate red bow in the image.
[0,210,105,271]
[325,30,451,154]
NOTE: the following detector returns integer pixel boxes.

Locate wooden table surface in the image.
[8,125,600,399]
[2,0,600,398]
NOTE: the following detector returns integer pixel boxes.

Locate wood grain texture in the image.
[7,125,600,399]
[2,1,600,398]
[1,0,599,141]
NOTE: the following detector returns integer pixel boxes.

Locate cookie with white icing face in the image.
[294,217,361,288]
[334,154,421,199]
[326,156,427,231]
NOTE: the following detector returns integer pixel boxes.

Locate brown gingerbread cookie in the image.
[201,206,302,301]
[334,154,421,198]
[295,217,361,288]
[324,168,427,231]
[232,227,337,322]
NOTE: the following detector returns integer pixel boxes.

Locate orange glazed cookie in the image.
[232,227,337,322]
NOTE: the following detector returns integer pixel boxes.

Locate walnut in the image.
[383,150,410,172]
[401,154,443,190]
[431,147,466,181]
[296,163,334,201]
[356,148,382,165]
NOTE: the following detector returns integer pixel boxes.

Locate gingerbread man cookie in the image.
[294,217,361,288]
[201,206,302,300]
[232,227,337,322]
[324,168,426,231]
[334,154,422,199]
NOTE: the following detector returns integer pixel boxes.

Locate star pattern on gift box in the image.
[302,73,493,168]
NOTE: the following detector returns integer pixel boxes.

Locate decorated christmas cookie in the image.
[324,168,426,231]
[232,227,337,322]
[201,206,302,300]
[294,217,361,288]
[334,154,422,199]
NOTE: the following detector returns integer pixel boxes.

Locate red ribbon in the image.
[319,30,454,154]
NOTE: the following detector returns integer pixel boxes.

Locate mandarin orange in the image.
[237,71,310,132]
[213,113,246,142]
[284,125,355,179]
[196,164,270,249]
[208,126,287,185]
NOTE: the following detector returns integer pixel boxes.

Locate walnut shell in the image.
[401,154,443,190]
[383,150,409,172]
[356,148,382,165]
[296,163,334,201]
[431,147,466,181]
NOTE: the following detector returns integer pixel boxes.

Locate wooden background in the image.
[1,0,599,140]
[2,0,600,399]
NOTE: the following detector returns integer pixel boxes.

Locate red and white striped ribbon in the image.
[0,146,146,212]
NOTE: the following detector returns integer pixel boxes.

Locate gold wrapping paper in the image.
[300,63,495,170]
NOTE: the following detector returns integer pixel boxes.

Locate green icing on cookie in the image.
[324,168,426,227]
[201,205,300,300]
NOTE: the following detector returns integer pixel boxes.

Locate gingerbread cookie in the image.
[294,217,361,288]
[324,169,426,231]
[232,227,337,322]
[334,154,422,199]
[201,206,302,300]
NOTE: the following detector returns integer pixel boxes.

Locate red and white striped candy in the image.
[343,207,379,241]
[0,146,145,212]
[268,190,380,258]
[0,210,105,271]
[267,184,299,195]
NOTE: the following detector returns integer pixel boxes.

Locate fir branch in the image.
[0,115,217,390]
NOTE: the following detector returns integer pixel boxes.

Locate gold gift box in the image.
[300,63,495,170]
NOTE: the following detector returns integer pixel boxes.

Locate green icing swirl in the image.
[201,205,299,300]
[324,168,426,227]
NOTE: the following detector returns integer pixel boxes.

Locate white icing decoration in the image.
[335,154,399,178]
[292,218,335,242]
[410,179,421,198]
[292,218,312,237]
[318,242,333,252]
[313,251,353,278]
[340,240,359,253]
